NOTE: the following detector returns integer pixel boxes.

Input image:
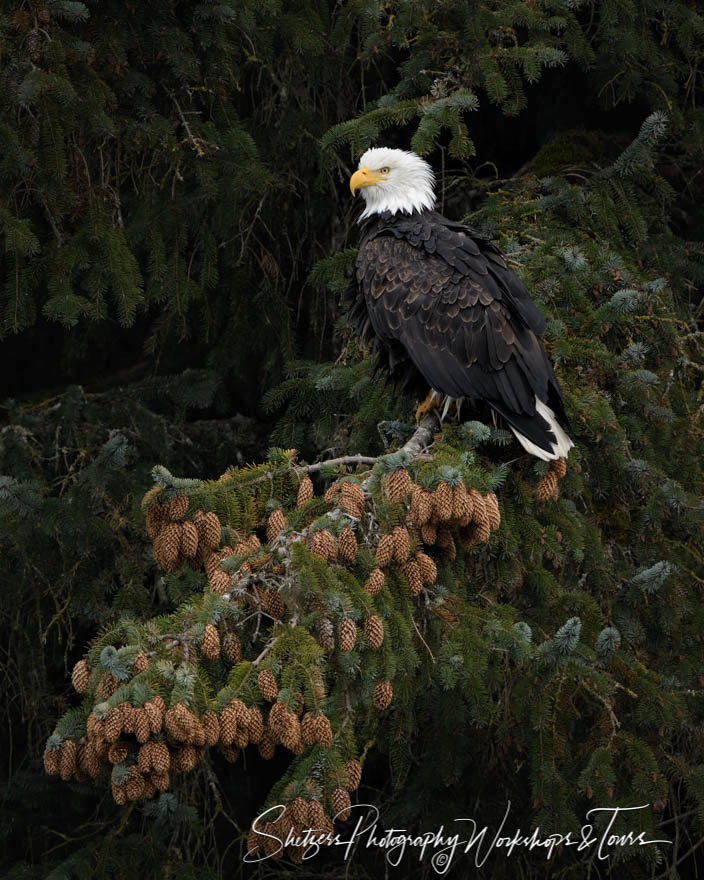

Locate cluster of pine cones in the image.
[247,761,361,863]
[144,491,222,574]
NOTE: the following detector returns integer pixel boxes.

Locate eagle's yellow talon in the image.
[415,389,439,424]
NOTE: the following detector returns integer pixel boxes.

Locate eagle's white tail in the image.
[509,397,574,461]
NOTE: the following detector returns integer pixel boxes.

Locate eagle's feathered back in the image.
[349,209,572,460]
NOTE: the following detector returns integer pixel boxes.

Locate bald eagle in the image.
[348,147,573,462]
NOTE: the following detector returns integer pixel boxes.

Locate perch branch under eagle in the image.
[348,147,573,462]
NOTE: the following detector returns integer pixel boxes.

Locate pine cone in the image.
[308,799,328,831]
[420,522,437,546]
[484,492,501,531]
[247,707,264,743]
[415,551,437,584]
[152,741,171,773]
[219,706,237,746]
[436,527,457,560]
[144,700,163,735]
[133,651,149,675]
[266,509,287,543]
[385,468,412,504]
[536,469,559,502]
[551,457,567,479]
[324,482,342,504]
[261,589,285,619]
[432,481,454,522]
[373,681,393,710]
[410,487,433,525]
[119,702,135,734]
[337,526,358,563]
[181,521,199,558]
[79,742,101,778]
[59,740,77,781]
[459,523,476,549]
[154,522,182,572]
[392,525,411,563]
[403,559,424,595]
[365,615,384,650]
[201,511,222,551]
[338,617,357,653]
[177,745,198,772]
[151,770,170,791]
[258,669,278,701]
[301,712,316,745]
[363,568,385,595]
[104,707,123,743]
[290,796,308,827]
[71,659,90,694]
[201,623,220,659]
[138,742,153,774]
[108,742,128,765]
[223,632,242,664]
[317,617,335,652]
[452,484,472,525]
[332,787,352,821]
[258,728,276,759]
[375,534,394,567]
[209,570,231,596]
[43,745,60,775]
[126,766,146,801]
[340,481,365,513]
[296,475,314,507]
[314,713,333,747]
[145,501,167,540]
[112,782,127,805]
[345,759,362,791]
[134,707,151,744]
[202,711,220,747]
[310,529,336,562]
[165,493,188,522]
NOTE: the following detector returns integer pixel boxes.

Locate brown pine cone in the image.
[133,651,149,675]
[345,759,362,792]
[223,632,242,664]
[536,469,559,502]
[246,707,264,744]
[484,492,501,531]
[296,475,314,507]
[43,745,60,775]
[143,778,157,800]
[403,559,424,595]
[363,568,385,595]
[79,742,101,778]
[145,501,167,540]
[308,799,328,831]
[100,672,119,699]
[314,713,333,747]
[337,526,358,563]
[310,529,335,562]
[246,830,263,860]
[332,787,352,821]
[385,468,413,504]
[375,533,394,567]
[209,570,231,596]
[59,740,77,781]
[104,707,123,743]
[317,617,335,653]
[181,521,199,558]
[261,589,285,619]
[436,527,457,560]
[258,669,278,701]
[151,770,170,791]
[71,659,90,694]
[201,623,220,660]
[202,711,220,747]
[551,457,567,478]
[108,741,128,765]
[134,707,151,744]
[138,742,153,774]
[468,489,486,525]
[165,493,188,522]
[452,484,472,525]
[119,702,135,734]
[266,509,287,543]
[290,796,308,827]
[154,522,182,572]
[340,480,364,511]
[420,522,437,546]
[152,741,171,773]
[177,745,198,772]
[112,782,127,805]
[459,523,477,549]
[392,525,411,563]
[432,481,454,522]
[204,550,225,581]
[365,615,384,650]
[338,617,357,653]
[144,700,163,735]
[126,766,146,801]
[301,712,316,745]
[219,706,237,746]
[324,481,342,504]
[410,487,434,525]
[415,551,437,584]
[201,511,222,551]
[373,681,393,710]
[258,728,276,759]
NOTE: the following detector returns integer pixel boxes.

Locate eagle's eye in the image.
[379,166,390,174]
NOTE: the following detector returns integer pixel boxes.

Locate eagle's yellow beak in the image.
[350,167,386,194]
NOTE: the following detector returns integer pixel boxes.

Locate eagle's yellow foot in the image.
[415,389,440,424]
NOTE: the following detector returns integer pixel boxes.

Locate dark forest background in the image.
[1,1,703,878]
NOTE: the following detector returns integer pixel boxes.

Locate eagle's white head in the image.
[350,147,436,220]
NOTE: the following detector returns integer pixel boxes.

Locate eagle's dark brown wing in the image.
[353,212,569,453]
